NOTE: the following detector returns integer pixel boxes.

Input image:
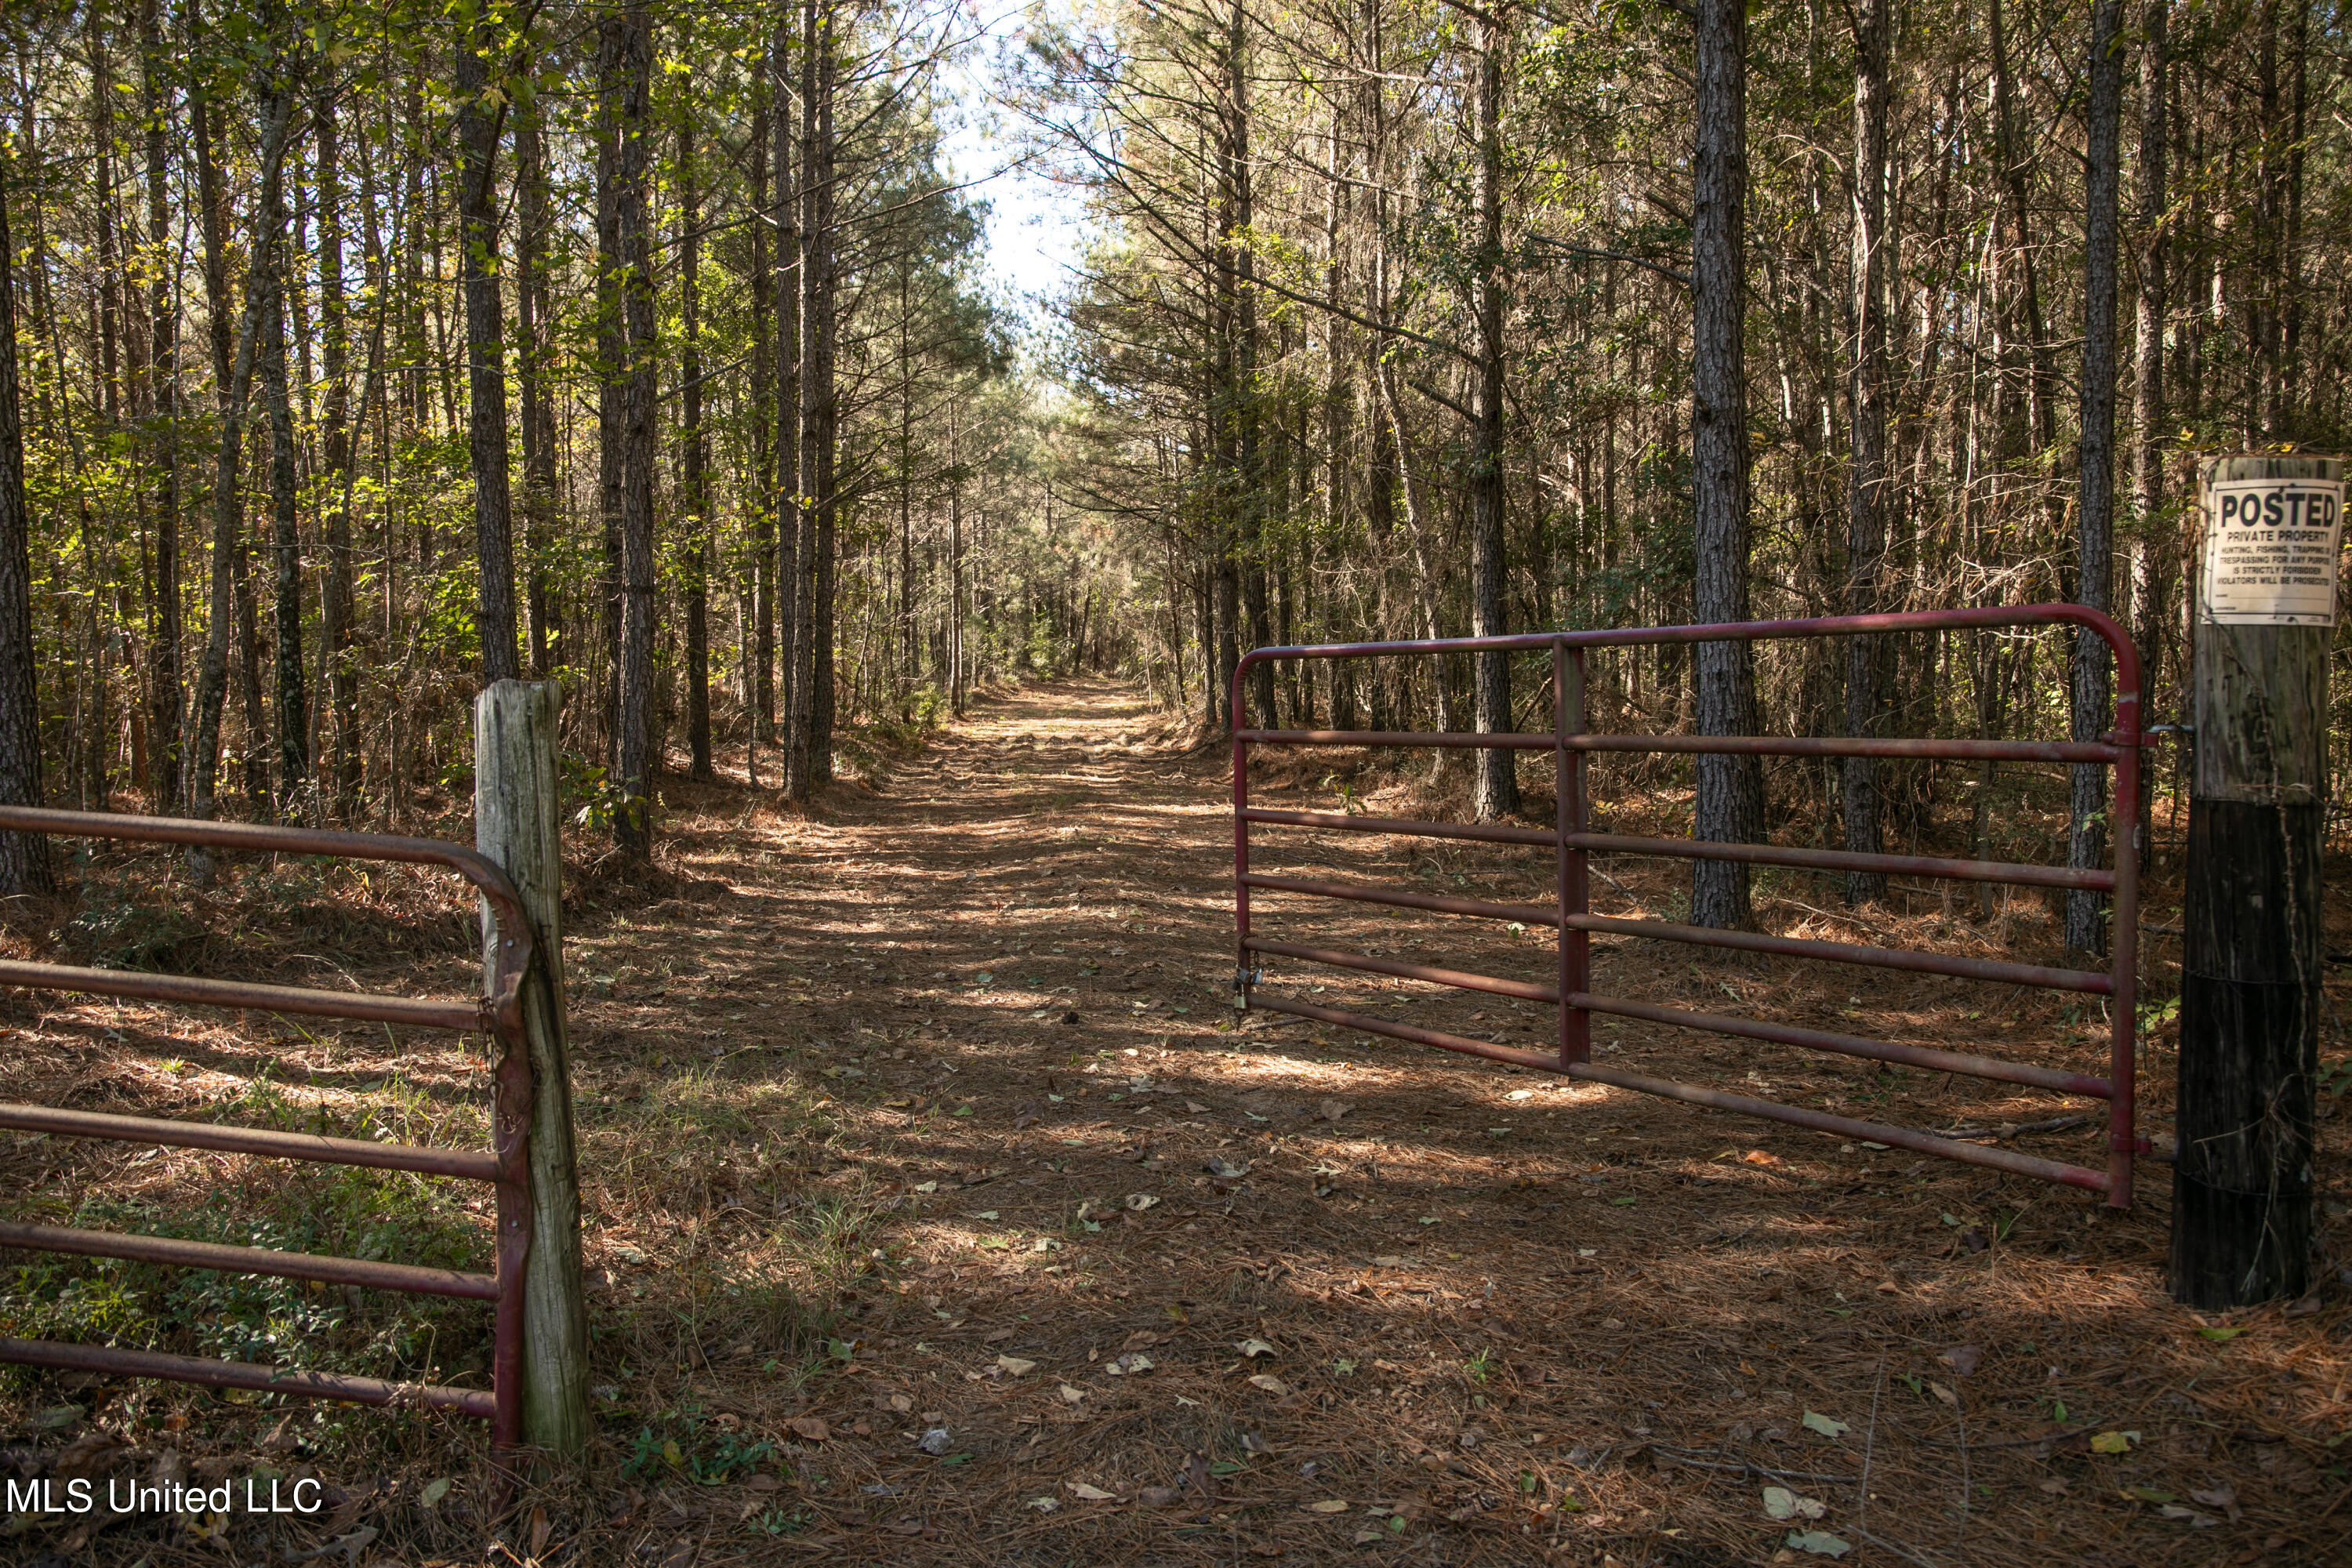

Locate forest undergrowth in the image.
[1,681,2347,1568]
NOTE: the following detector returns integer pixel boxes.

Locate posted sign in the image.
[2200,473,2347,626]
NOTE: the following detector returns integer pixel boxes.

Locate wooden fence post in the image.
[474,679,591,1454]
[2171,452,2343,1308]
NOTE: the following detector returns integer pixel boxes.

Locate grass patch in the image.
[1,1165,488,1385]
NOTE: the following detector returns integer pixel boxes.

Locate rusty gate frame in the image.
[1232,605,2150,1208]
[0,805,533,1447]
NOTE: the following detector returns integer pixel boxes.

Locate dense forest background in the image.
[0,0,2345,913]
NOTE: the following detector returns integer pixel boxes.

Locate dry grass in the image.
[2,678,2347,1566]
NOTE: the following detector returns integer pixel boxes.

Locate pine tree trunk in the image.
[2067,0,2126,954]
[0,162,52,897]
[610,5,657,859]
[139,0,181,812]
[517,80,558,681]
[457,17,519,684]
[1842,0,1890,902]
[679,107,713,782]
[1690,0,1762,931]
[1468,8,1517,820]
[801,0,838,789]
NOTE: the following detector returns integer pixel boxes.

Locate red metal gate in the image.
[0,805,533,1446]
[1232,606,2150,1207]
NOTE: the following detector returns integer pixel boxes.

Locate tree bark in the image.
[600,5,656,858]
[457,13,519,684]
[315,80,358,814]
[679,107,713,781]
[2129,0,2168,866]
[0,158,53,897]
[1468,7,1517,821]
[139,0,181,812]
[799,0,838,789]
[2067,0,2125,954]
[517,74,557,681]
[1690,0,1762,931]
[261,274,308,816]
[1842,0,1890,903]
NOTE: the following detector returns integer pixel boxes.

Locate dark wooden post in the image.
[2171,452,2343,1308]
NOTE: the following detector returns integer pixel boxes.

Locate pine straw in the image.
[2,681,2347,1566]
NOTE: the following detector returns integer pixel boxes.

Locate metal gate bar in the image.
[1232,605,2146,1207]
[0,805,534,1443]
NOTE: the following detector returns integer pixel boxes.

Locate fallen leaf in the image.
[1742,1149,1781,1167]
[1059,1383,1087,1403]
[1237,1338,1277,1359]
[2198,1325,2245,1342]
[998,1356,1039,1376]
[1125,1193,1160,1211]
[1939,1344,1984,1377]
[2190,1485,2241,1522]
[890,1393,913,1413]
[1207,1156,1253,1178]
[788,1417,830,1443]
[918,1428,953,1455]
[1028,1497,1059,1512]
[1319,1099,1351,1122]
[1801,1411,1849,1439]
[419,1478,452,1508]
[1108,1352,1155,1375]
[1929,1381,1957,1406]
[1302,1499,1349,1513]
[1068,1483,1118,1501]
[1784,1530,1852,1558]
[1762,1486,1827,1521]
[2089,1430,2140,1454]
[1247,1374,1290,1396]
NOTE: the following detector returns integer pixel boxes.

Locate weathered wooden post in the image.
[2171,452,2343,1308]
[474,679,591,1453]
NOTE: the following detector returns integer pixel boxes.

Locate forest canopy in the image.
[0,0,2344,895]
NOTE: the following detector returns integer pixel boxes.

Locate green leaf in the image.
[2197,1325,2245,1342]
[1785,1530,1853,1557]
[420,1478,452,1508]
[1801,1410,1849,1439]
[2089,1430,2140,1454]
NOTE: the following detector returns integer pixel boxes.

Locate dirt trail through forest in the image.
[9,680,2342,1568]
[555,679,2343,1568]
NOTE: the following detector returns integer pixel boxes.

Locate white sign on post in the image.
[2199,474,2347,626]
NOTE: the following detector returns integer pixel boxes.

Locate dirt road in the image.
[522,677,2350,1568]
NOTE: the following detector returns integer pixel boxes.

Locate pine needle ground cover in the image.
[2,681,2346,1566]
